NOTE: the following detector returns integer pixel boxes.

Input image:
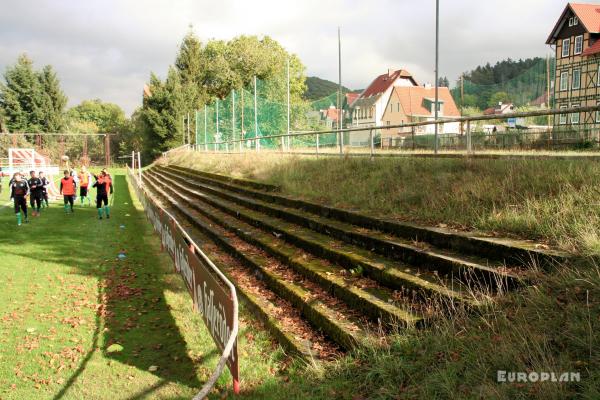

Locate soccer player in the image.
[59,170,77,213]
[10,172,29,226]
[93,170,113,219]
[77,167,93,206]
[39,171,50,208]
[28,171,43,217]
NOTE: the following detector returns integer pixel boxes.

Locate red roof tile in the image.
[345,92,360,106]
[583,37,600,55]
[571,3,600,33]
[392,86,460,118]
[321,107,340,122]
[359,70,417,99]
[547,3,600,43]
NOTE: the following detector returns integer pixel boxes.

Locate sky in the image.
[0,0,589,115]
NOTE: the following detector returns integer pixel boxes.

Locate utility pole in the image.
[460,75,464,110]
[254,76,259,151]
[187,111,190,145]
[194,110,198,148]
[216,99,220,151]
[182,115,185,145]
[241,89,245,148]
[204,105,208,151]
[232,89,236,152]
[546,54,551,126]
[286,57,290,152]
[434,0,439,154]
[338,26,343,155]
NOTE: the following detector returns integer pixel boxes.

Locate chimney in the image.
[388,68,393,77]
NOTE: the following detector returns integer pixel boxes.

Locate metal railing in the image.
[127,166,239,398]
[191,104,600,156]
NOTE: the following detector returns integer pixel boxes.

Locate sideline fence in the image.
[127,165,240,398]
[192,104,600,156]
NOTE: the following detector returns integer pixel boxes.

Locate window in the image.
[560,71,569,91]
[598,64,600,86]
[569,17,574,26]
[368,108,372,118]
[574,16,579,25]
[559,106,568,124]
[562,38,570,57]
[596,101,600,123]
[571,104,580,124]
[397,103,400,112]
[572,68,581,89]
[575,35,583,54]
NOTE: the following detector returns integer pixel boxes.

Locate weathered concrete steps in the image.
[155,165,524,290]
[165,165,568,270]
[143,176,366,358]
[141,163,565,357]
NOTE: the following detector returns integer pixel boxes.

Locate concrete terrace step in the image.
[156,166,518,290]
[139,187,319,359]
[143,175,373,353]
[150,169,483,307]
[145,171,424,327]
[166,164,568,269]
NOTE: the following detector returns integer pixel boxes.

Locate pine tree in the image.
[0,54,68,133]
[38,65,67,132]
[0,54,44,132]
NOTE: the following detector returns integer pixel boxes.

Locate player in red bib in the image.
[59,170,77,214]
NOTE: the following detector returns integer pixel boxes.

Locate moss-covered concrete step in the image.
[155,167,517,290]
[143,174,371,352]
[165,165,567,269]
[163,164,280,192]
[146,172,423,327]
[139,184,318,360]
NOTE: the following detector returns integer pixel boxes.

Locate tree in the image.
[488,91,511,107]
[66,99,126,132]
[0,54,44,132]
[39,65,67,132]
[140,68,185,157]
[437,76,450,88]
[0,54,68,133]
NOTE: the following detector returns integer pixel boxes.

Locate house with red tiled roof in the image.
[319,105,341,129]
[380,85,461,141]
[348,69,418,145]
[546,2,600,125]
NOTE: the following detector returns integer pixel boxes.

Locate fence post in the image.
[137,151,142,185]
[466,119,472,154]
[369,129,374,159]
[411,127,415,151]
[316,134,319,156]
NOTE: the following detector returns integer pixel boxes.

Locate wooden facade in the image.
[548,3,600,126]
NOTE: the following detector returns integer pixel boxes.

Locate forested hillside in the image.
[451,57,553,110]
[304,76,353,100]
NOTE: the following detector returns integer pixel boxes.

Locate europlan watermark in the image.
[497,370,581,383]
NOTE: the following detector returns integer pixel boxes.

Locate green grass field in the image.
[0,171,293,400]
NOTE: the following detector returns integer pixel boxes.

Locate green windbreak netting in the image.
[195,79,346,150]
[453,58,556,110]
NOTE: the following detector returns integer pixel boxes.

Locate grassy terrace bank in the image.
[165,152,600,255]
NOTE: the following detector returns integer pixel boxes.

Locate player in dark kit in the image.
[39,171,50,208]
[92,170,113,219]
[28,171,43,217]
[10,172,29,226]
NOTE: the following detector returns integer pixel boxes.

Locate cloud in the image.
[0,0,584,115]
